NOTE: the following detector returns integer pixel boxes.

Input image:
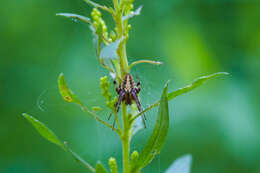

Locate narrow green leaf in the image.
[96,161,108,173]
[129,59,163,70]
[56,13,91,24]
[123,6,143,21]
[168,72,229,100]
[22,113,65,149]
[58,73,81,105]
[131,82,169,172]
[22,113,95,172]
[165,154,192,173]
[100,39,123,59]
[131,72,229,122]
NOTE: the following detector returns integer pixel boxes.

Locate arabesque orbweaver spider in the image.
[109,73,146,128]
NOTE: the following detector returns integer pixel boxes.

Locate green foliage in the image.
[22,113,65,149]
[22,0,229,173]
[131,83,169,172]
[58,73,81,104]
[131,72,229,121]
[168,72,229,100]
[22,113,95,172]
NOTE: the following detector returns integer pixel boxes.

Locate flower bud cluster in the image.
[100,76,112,100]
[100,76,118,110]
[91,8,108,40]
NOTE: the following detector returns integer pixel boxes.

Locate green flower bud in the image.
[92,106,102,112]
[109,157,118,173]
[127,24,132,30]
[131,150,139,164]
[91,8,109,40]
[110,31,117,41]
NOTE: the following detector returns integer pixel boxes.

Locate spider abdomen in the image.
[124,93,133,105]
[122,74,135,92]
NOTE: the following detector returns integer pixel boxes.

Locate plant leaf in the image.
[131,82,169,172]
[22,113,95,172]
[165,154,192,173]
[123,6,143,21]
[56,13,91,24]
[58,73,82,105]
[22,113,65,149]
[131,72,229,122]
[96,161,108,173]
[168,72,229,100]
[100,39,123,60]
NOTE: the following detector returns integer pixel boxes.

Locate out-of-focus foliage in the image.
[1,0,259,173]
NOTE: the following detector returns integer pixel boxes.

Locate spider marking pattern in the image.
[109,73,146,128]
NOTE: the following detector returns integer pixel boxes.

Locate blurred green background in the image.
[1,0,260,172]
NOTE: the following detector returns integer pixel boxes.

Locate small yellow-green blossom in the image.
[109,157,118,173]
[91,8,108,40]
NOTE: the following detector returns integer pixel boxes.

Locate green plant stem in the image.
[113,1,131,172]
[122,103,130,173]
[114,5,129,76]
[78,102,121,134]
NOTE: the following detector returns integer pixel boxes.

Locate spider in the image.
[109,73,146,128]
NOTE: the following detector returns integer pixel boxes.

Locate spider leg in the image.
[112,117,116,129]
[136,75,141,94]
[108,91,125,120]
[111,91,125,129]
[116,91,125,112]
[108,81,122,120]
[132,90,146,128]
[113,80,121,94]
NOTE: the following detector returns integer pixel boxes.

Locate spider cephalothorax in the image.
[111,73,146,127]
